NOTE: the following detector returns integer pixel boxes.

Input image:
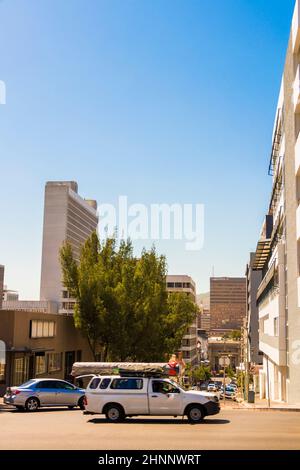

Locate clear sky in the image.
[0,0,296,299]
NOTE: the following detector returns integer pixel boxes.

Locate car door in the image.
[55,381,78,405]
[35,380,58,405]
[148,380,183,415]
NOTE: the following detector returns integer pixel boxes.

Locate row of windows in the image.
[30,320,56,339]
[36,353,62,375]
[89,377,180,394]
[167,282,195,292]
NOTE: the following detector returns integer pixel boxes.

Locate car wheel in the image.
[187,405,205,424]
[105,404,125,423]
[78,397,85,410]
[25,397,39,412]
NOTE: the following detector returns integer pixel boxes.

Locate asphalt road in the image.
[0,406,299,450]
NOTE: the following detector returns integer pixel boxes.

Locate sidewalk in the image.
[236,395,300,412]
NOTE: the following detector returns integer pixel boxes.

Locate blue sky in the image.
[0,0,295,299]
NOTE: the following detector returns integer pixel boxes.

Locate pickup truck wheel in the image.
[186,405,204,424]
[105,404,125,423]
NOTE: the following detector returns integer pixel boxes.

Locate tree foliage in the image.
[60,232,198,361]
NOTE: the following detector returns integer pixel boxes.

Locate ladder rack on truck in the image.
[71,362,176,378]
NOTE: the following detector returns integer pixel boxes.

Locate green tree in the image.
[60,232,198,361]
[192,365,211,383]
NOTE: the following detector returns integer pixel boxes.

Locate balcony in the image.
[292,0,300,54]
[293,65,300,113]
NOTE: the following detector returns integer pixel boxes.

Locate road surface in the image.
[0,406,299,450]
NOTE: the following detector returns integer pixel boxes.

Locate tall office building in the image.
[0,265,4,309]
[166,275,198,365]
[251,0,300,404]
[40,181,98,314]
[210,277,246,334]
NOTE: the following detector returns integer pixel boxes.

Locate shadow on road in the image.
[88,417,230,425]
[0,406,82,413]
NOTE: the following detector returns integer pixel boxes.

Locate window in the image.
[48,353,62,373]
[152,381,180,394]
[37,380,59,389]
[35,354,46,375]
[56,381,75,390]
[90,377,101,389]
[100,378,111,389]
[110,378,143,390]
[30,320,56,338]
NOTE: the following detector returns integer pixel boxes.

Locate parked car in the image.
[3,378,85,411]
[207,383,219,392]
[84,375,220,424]
[220,385,237,400]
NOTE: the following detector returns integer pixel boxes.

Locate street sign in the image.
[219,356,230,367]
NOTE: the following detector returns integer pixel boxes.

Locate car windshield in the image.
[169,380,186,391]
[20,380,36,388]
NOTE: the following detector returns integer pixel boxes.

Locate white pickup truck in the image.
[84,375,220,424]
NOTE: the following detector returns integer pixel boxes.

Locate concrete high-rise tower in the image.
[40,181,98,313]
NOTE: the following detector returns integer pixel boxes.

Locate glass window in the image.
[37,321,43,338]
[37,380,58,389]
[56,381,75,390]
[89,377,101,389]
[43,322,49,337]
[31,321,37,338]
[30,320,55,338]
[100,378,111,389]
[152,380,180,394]
[48,353,62,372]
[35,354,46,375]
[110,378,143,390]
[48,322,55,337]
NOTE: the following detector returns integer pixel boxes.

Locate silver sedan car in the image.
[3,378,85,411]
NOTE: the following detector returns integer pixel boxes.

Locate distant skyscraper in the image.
[40,181,98,313]
[210,277,246,334]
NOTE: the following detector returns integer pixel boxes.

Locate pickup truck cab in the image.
[85,375,220,424]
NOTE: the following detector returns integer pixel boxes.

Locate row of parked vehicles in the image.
[3,362,222,424]
[206,381,238,400]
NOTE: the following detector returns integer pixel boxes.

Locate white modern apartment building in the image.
[40,181,98,314]
[166,275,198,365]
[252,1,300,404]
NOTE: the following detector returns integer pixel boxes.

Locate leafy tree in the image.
[192,365,212,382]
[60,232,198,361]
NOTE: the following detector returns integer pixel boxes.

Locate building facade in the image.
[40,181,98,314]
[0,265,4,310]
[210,277,246,335]
[208,337,241,372]
[251,1,300,405]
[166,275,198,365]
[245,253,263,365]
[0,309,93,395]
